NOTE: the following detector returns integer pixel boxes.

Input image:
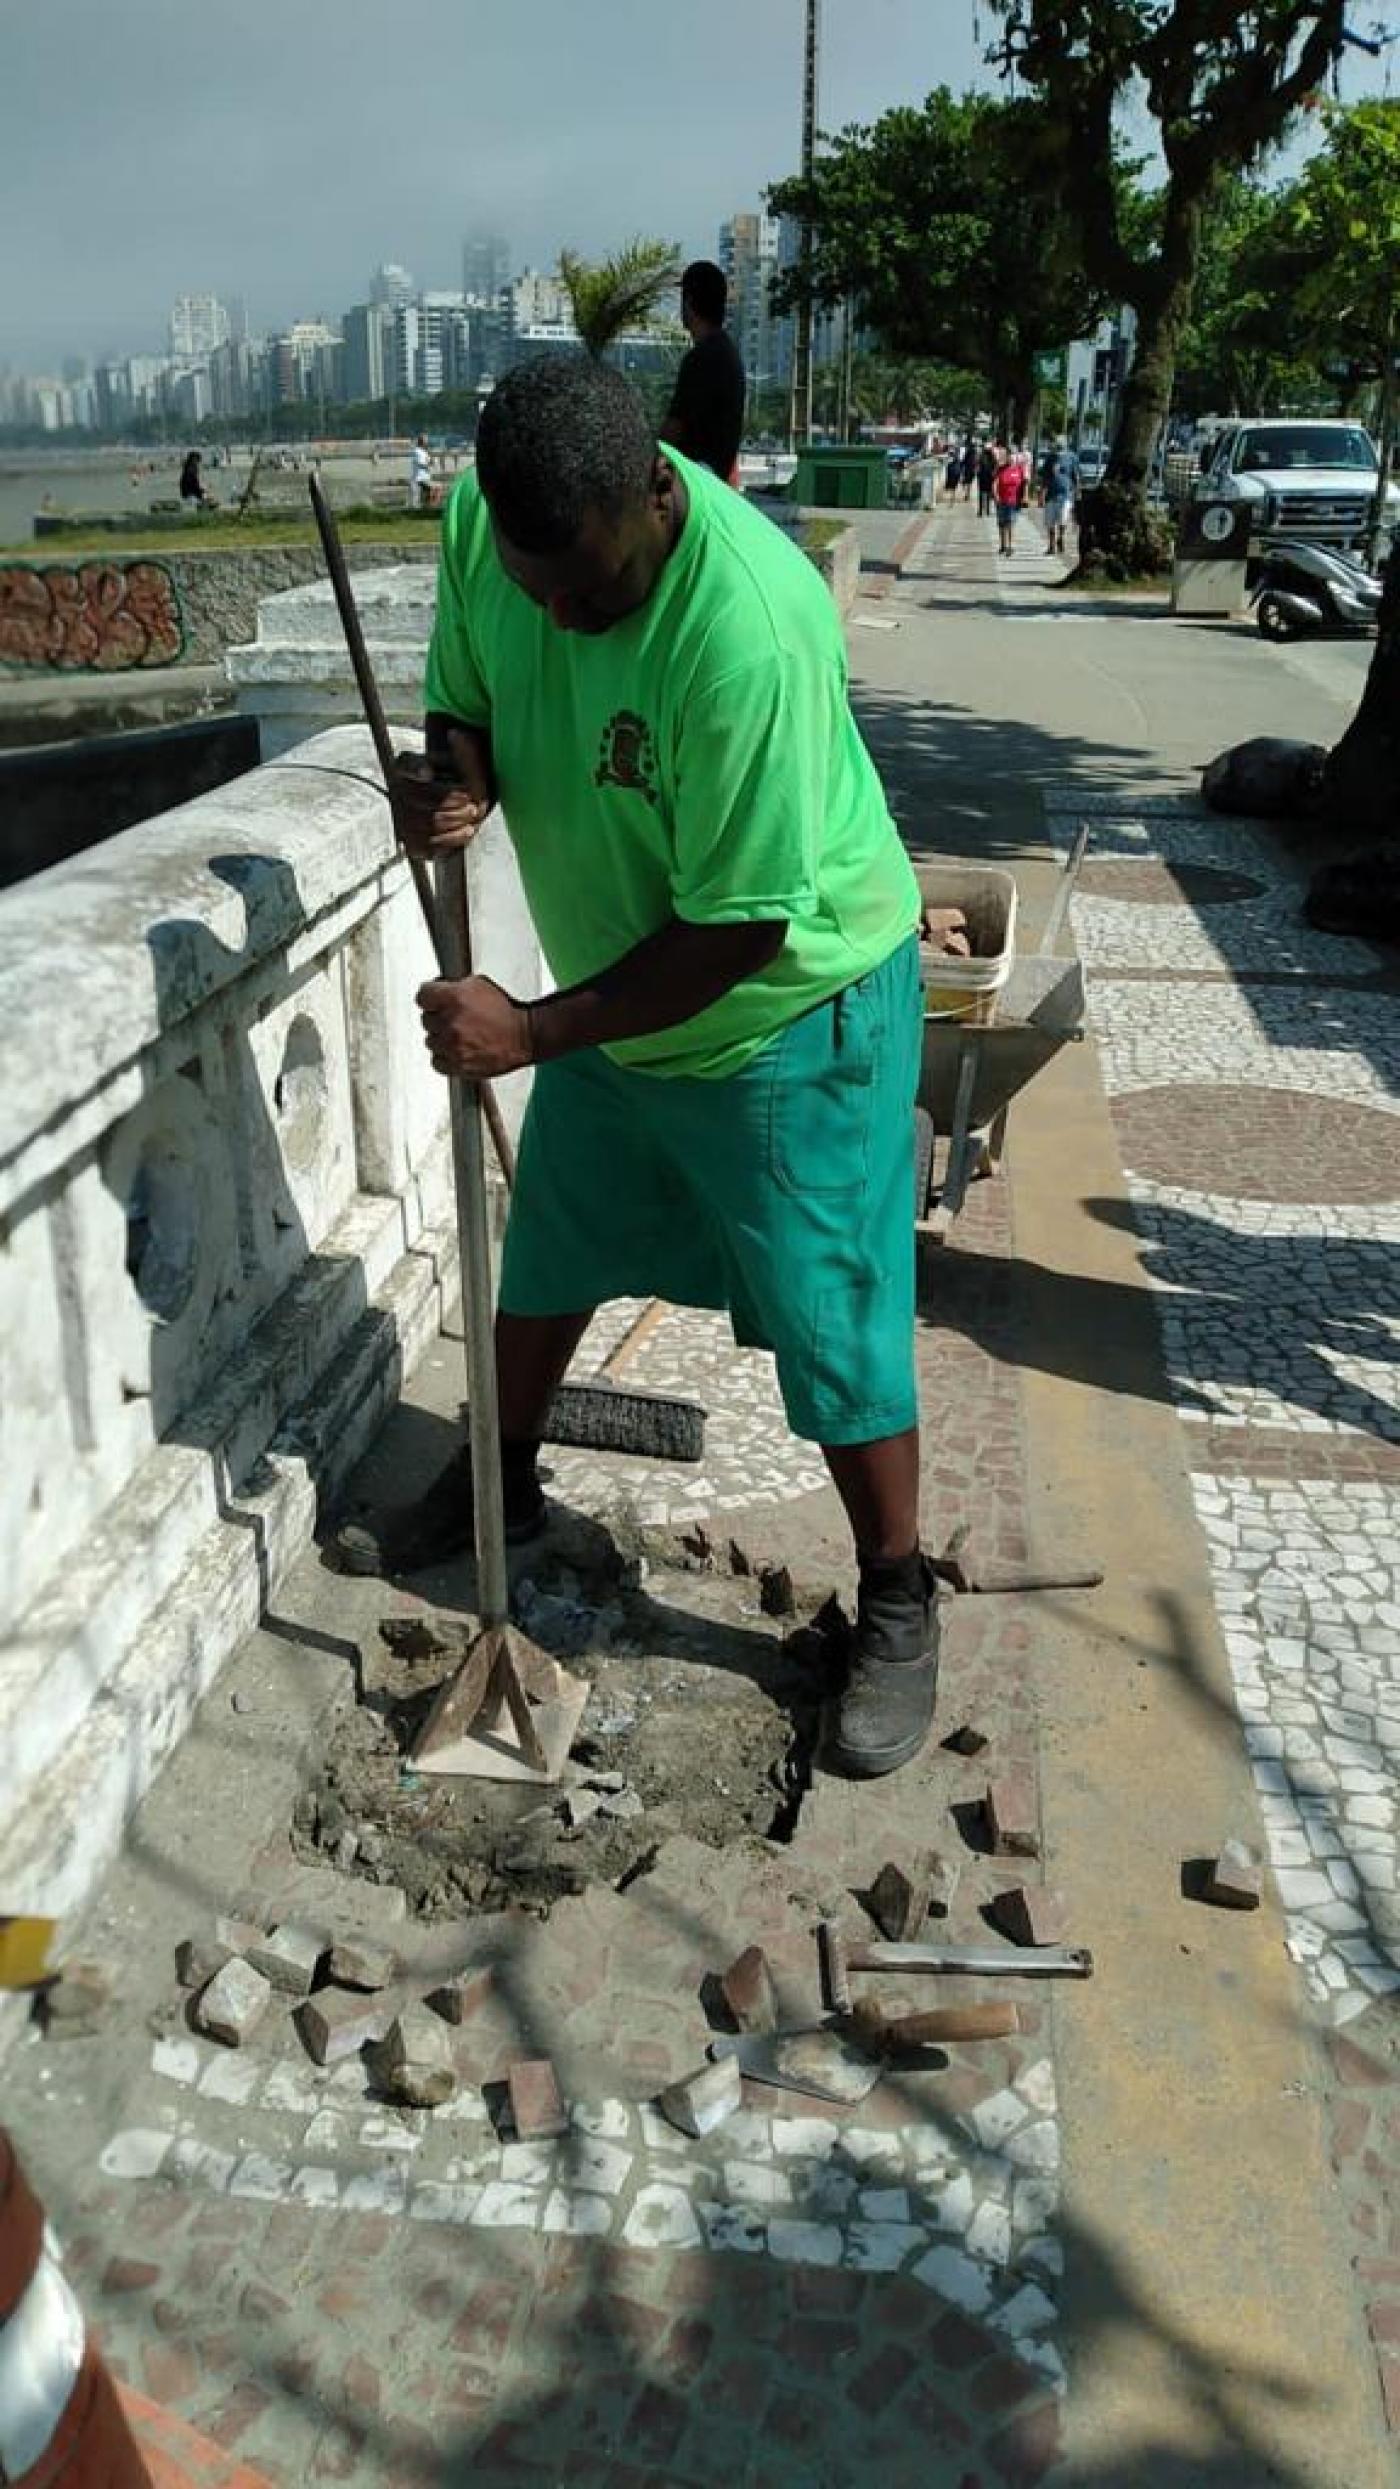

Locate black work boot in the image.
[828,1551,941,1779]
[330,1437,547,1577]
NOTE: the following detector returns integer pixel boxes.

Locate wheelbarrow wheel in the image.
[914,1107,936,1221]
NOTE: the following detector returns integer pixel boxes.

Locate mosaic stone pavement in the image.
[13,1530,1064,2484]
[1052,791,1400,2437]
[545,1298,827,1524]
[1050,795,1400,2020]
[97,2031,1063,2377]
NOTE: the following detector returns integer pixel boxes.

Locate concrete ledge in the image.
[0,1207,459,1921]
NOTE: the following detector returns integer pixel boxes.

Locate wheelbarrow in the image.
[915,830,1089,1240]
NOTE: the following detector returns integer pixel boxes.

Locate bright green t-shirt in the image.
[423,450,920,1079]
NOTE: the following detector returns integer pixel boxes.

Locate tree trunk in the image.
[1365,296,1396,571]
[1078,187,1210,578]
[1320,554,1400,838]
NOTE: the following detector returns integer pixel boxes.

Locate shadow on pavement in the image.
[851,681,1187,858]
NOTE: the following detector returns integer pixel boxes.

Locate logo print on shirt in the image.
[594,710,659,808]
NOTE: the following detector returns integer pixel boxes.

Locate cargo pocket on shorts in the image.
[769,979,877,1198]
[804,1274,903,1438]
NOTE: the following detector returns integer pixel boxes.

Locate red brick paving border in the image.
[68,2187,1064,2487]
[1111,1083,1400,1205]
[1188,1426,1400,1483]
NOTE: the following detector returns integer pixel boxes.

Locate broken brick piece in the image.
[867,1856,958,1940]
[508,2057,568,2140]
[759,1565,796,1619]
[727,1539,753,1577]
[1204,1840,1263,1912]
[175,1936,234,1991]
[719,1945,777,2034]
[985,1778,1040,1860]
[43,1961,111,2021]
[425,1967,495,2026]
[992,1885,1069,1948]
[246,1924,326,1998]
[195,1958,272,2048]
[381,2006,458,2108]
[943,1724,989,1758]
[214,1914,265,1957]
[597,1786,644,1821]
[297,1987,396,2067]
[326,1942,396,1993]
[659,2056,742,2139]
[40,1961,111,2037]
[810,1593,851,1648]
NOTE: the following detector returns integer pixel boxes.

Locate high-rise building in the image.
[462,232,510,305]
[719,213,788,396]
[369,263,416,309]
[208,337,258,419]
[170,293,231,361]
[272,321,342,408]
[505,269,574,332]
[342,303,393,403]
[417,293,470,394]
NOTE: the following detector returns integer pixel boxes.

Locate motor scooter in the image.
[1251,539,1384,641]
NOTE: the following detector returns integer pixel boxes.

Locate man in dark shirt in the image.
[663,260,747,482]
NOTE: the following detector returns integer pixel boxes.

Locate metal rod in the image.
[307,474,516,1193]
[940,1039,979,1219]
[308,473,395,779]
[1039,823,1090,955]
[848,1941,1093,1980]
[437,853,510,1629]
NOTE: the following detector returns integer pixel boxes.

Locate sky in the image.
[2,1,1392,375]
[1,0,983,372]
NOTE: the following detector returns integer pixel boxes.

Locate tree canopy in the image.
[768,86,1105,434]
[557,239,682,358]
[990,1,1350,567]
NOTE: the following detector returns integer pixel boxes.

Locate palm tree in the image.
[557,238,683,358]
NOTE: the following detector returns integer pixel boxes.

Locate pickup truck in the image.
[1190,418,1398,553]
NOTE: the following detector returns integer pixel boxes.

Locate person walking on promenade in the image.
[1038,436,1081,557]
[377,354,954,1780]
[993,444,1024,553]
[943,445,963,502]
[959,439,978,501]
[663,261,747,484]
[976,440,998,518]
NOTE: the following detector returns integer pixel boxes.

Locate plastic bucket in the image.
[915,862,1018,1024]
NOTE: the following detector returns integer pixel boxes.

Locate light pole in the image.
[787,0,821,451]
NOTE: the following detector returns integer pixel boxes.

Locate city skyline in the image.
[1,0,988,376]
[5,1,1389,389]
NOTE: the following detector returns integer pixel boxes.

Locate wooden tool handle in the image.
[859,2001,1020,2046]
[598,1298,669,1381]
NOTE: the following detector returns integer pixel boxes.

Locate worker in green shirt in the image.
[386,355,939,1779]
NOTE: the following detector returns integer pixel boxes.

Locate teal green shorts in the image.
[500,937,922,1445]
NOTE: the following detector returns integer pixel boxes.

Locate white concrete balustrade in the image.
[0,722,536,1925]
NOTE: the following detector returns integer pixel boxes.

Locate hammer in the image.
[819,1919,1092,2011]
[931,1522,1102,1598]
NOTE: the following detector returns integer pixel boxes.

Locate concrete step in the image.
[243,571,436,653]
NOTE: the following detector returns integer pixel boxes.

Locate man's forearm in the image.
[528,916,785,1062]
[425,710,492,775]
